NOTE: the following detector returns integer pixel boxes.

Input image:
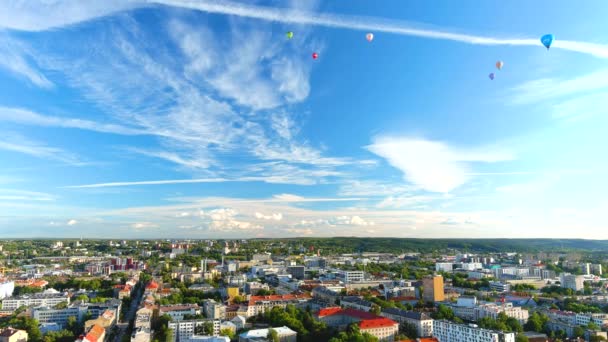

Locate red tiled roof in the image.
[317,308,379,320]
[84,324,105,342]
[145,281,159,289]
[317,307,342,316]
[359,317,398,330]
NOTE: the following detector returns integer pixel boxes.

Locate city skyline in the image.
[1,1,608,238]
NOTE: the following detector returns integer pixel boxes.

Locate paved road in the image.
[114,287,144,342]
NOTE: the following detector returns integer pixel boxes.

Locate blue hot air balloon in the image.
[489,73,495,81]
[541,34,554,49]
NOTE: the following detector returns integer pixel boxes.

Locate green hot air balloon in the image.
[286,31,294,39]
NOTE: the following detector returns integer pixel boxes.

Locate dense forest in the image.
[252,238,608,253]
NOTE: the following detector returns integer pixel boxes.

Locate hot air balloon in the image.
[366,33,374,42]
[541,34,554,49]
[496,61,504,70]
[286,31,294,39]
[312,52,318,60]
[489,73,495,80]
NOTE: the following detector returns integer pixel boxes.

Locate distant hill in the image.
[253,237,608,253]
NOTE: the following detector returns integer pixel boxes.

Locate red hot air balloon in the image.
[312,52,318,60]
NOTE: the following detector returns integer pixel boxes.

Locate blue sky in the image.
[1,0,608,239]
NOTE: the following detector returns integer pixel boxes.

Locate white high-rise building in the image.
[435,263,454,273]
[339,270,365,283]
[433,320,515,342]
[0,281,15,300]
[560,273,585,291]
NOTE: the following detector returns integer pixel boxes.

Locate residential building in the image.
[182,337,229,342]
[575,313,608,326]
[475,303,529,324]
[244,282,270,295]
[84,309,116,331]
[238,326,296,342]
[591,264,603,276]
[32,306,87,328]
[231,315,246,330]
[287,266,305,280]
[159,305,200,321]
[251,253,271,262]
[246,294,311,317]
[219,321,237,334]
[432,320,515,342]
[312,286,339,305]
[169,319,221,341]
[581,263,591,276]
[0,328,28,342]
[338,271,365,283]
[203,300,226,320]
[423,275,445,303]
[435,263,454,273]
[0,281,14,300]
[131,326,151,342]
[315,307,399,342]
[1,290,69,311]
[77,324,105,342]
[560,274,585,291]
[340,297,373,312]
[380,309,434,337]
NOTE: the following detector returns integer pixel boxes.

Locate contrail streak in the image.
[149,0,608,58]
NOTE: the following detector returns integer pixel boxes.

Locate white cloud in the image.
[201,208,262,231]
[511,69,608,105]
[376,195,437,209]
[151,0,608,58]
[285,228,314,235]
[0,133,84,166]
[131,222,158,229]
[367,136,513,193]
[0,107,146,135]
[0,35,53,88]
[349,215,374,226]
[67,219,78,226]
[255,212,283,221]
[0,189,55,201]
[0,0,137,31]
[338,180,415,197]
[2,0,607,58]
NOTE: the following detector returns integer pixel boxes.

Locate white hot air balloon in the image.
[366,33,374,42]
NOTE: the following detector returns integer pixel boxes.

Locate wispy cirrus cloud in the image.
[0,107,146,135]
[511,69,608,105]
[0,133,84,165]
[0,189,56,201]
[367,136,514,193]
[0,0,137,31]
[0,34,53,88]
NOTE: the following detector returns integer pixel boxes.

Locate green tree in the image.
[516,334,530,342]
[524,312,544,332]
[66,315,82,335]
[401,322,418,339]
[267,328,280,342]
[219,328,235,340]
[203,321,214,335]
[590,335,607,342]
[573,326,585,338]
[432,304,455,321]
